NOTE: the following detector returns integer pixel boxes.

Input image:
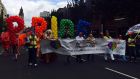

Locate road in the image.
[0,48,140,79]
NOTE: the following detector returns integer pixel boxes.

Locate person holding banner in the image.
[116,35,127,61]
[86,33,95,47]
[41,29,56,63]
[86,33,95,61]
[127,33,137,62]
[76,32,85,62]
[103,31,115,61]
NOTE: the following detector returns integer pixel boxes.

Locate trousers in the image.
[28,48,37,64]
[104,48,115,60]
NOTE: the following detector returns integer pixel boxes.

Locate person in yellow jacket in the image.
[127,33,136,62]
[103,31,115,61]
[103,32,112,40]
[27,28,39,67]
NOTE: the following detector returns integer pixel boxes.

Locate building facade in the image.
[40,11,51,17]
[19,7,24,19]
[0,0,7,18]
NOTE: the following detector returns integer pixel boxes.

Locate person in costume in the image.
[103,31,115,61]
[127,33,136,62]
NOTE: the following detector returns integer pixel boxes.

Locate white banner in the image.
[40,38,126,56]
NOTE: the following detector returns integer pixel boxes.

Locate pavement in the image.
[0,48,140,79]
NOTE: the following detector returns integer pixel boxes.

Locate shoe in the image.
[34,64,38,67]
[111,60,115,63]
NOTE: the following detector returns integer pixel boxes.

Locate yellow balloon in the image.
[51,16,58,39]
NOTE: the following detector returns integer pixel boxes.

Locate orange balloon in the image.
[18,33,27,46]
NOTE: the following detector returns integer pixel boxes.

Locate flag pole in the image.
[134,31,140,40]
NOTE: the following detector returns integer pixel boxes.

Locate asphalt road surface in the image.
[0,48,140,79]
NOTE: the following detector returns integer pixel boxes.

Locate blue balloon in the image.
[77,20,91,37]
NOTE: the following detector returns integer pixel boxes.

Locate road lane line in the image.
[105,67,139,79]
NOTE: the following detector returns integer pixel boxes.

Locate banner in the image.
[40,38,126,56]
[40,39,53,54]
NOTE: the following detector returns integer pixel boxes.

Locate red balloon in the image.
[32,17,47,38]
[6,16,25,45]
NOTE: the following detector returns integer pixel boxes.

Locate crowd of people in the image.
[74,31,140,63]
[0,27,140,68]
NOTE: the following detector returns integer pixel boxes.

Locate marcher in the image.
[100,32,104,38]
[86,33,95,61]
[36,33,41,58]
[103,31,112,40]
[75,32,85,63]
[42,29,56,63]
[63,26,71,38]
[103,31,115,61]
[127,33,136,62]
[116,35,127,61]
[27,28,38,67]
[10,33,19,61]
[15,34,20,60]
[136,35,140,60]
[86,33,95,47]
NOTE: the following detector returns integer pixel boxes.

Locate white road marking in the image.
[105,67,139,79]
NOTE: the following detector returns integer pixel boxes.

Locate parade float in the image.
[32,17,47,38]
[6,16,24,45]
[1,16,126,60]
[59,19,74,38]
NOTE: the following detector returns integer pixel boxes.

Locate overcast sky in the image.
[2,0,68,26]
